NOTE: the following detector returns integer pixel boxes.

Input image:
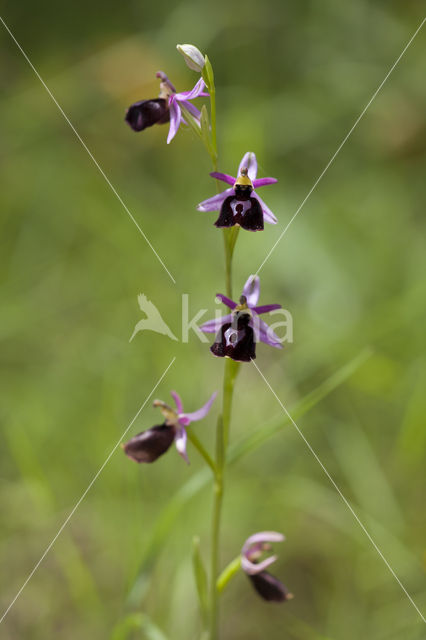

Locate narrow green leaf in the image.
[228,348,372,464]
[202,55,215,91]
[192,536,209,623]
[179,104,203,141]
[4,422,102,612]
[111,613,169,640]
[200,104,213,154]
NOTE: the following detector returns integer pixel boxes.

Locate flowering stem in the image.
[202,59,240,639]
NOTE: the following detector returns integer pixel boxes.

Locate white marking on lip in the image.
[231,199,251,219]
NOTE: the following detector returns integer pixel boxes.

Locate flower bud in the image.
[176,44,205,72]
[123,424,175,463]
[125,99,170,132]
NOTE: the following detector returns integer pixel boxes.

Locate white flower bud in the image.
[176,44,205,72]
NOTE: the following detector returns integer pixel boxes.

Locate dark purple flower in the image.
[242,532,293,603]
[125,71,209,144]
[197,152,278,229]
[123,390,217,464]
[201,275,283,362]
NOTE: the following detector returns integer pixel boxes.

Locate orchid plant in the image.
[122,43,291,639]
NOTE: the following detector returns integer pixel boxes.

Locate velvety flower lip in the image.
[241,531,293,603]
[248,571,292,603]
[210,311,256,362]
[197,152,278,225]
[122,424,175,463]
[125,71,209,144]
[200,275,283,352]
[123,390,217,465]
[125,98,170,132]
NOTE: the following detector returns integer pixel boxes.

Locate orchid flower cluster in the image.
[123,43,291,639]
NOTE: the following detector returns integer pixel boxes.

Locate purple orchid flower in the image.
[125,71,209,145]
[242,531,293,603]
[123,390,217,465]
[201,275,283,362]
[197,152,278,228]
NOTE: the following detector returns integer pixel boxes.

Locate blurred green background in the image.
[1,1,425,638]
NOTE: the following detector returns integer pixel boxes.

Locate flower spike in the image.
[123,391,217,464]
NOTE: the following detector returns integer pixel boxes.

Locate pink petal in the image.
[241,554,278,576]
[210,172,235,186]
[180,100,201,121]
[243,275,260,306]
[167,101,182,144]
[252,177,278,188]
[252,304,282,314]
[174,426,189,464]
[258,317,283,348]
[179,391,217,424]
[243,531,285,552]
[238,152,258,180]
[171,391,184,414]
[200,314,232,333]
[216,293,237,309]
[252,192,277,225]
[197,188,233,212]
[175,77,206,101]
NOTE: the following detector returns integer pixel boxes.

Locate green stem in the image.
[223,227,240,298]
[222,359,240,450]
[223,232,232,299]
[204,62,240,639]
[210,86,217,168]
[210,356,240,639]
[209,415,224,640]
